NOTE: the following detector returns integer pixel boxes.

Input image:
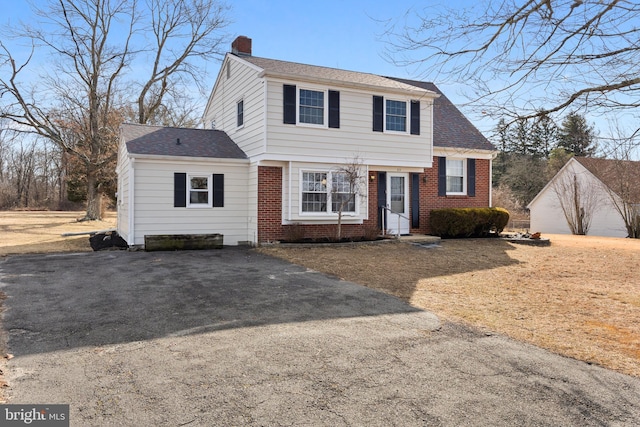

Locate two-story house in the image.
[116,36,495,247]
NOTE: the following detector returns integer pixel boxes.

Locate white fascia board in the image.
[262,73,440,100]
[129,153,250,166]
[433,147,496,160]
[526,157,580,209]
[252,153,431,169]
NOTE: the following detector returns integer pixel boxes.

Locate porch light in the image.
[370,174,375,181]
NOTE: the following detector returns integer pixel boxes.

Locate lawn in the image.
[259,235,640,378]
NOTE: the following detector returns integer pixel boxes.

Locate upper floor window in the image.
[299,89,324,125]
[283,85,340,128]
[237,99,244,127]
[385,100,407,132]
[373,96,420,134]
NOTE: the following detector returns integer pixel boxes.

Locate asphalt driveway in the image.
[0,248,638,426]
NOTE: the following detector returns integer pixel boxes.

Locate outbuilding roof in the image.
[387,78,495,151]
[121,123,247,159]
[575,157,640,203]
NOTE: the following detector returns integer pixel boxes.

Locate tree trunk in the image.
[85,166,102,220]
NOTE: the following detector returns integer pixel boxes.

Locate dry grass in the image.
[259,235,640,378]
[0,211,117,256]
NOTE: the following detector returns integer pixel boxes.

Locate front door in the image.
[386,173,410,235]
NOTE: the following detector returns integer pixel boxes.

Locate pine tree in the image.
[557,113,597,157]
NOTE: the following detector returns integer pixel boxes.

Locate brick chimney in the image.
[232,36,252,56]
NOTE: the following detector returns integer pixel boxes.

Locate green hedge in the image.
[429,207,510,238]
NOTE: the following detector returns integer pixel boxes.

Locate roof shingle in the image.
[121,123,247,159]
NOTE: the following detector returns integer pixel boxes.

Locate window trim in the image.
[297,86,328,127]
[385,99,408,133]
[187,174,213,208]
[299,169,360,216]
[236,98,244,128]
[445,158,467,195]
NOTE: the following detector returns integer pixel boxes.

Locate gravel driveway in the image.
[0,248,638,426]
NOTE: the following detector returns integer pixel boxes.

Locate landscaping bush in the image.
[429,207,510,238]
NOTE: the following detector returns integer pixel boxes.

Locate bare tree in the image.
[386,1,640,122]
[0,0,229,220]
[551,166,602,235]
[332,156,367,241]
[597,123,640,238]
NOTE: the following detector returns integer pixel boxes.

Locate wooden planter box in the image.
[144,234,223,251]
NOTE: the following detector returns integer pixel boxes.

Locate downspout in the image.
[128,157,135,246]
[288,161,293,221]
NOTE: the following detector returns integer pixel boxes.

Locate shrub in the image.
[429,207,510,238]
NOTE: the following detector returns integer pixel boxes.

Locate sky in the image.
[3,0,634,147]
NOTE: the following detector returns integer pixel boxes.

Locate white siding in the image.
[131,158,250,246]
[203,57,265,158]
[115,138,131,243]
[264,80,434,168]
[529,161,628,237]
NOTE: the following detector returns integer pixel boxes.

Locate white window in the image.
[188,175,212,207]
[301,171,358,214]
[446,159,465,194]
[237,99,244,127]
[386,99,407,132]
[299,89,325,125]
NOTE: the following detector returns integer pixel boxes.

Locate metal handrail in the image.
[380,205,409,238]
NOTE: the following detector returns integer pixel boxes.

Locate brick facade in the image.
[257,158,491,242]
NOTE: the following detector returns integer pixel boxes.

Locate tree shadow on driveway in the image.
[0,247,425,356]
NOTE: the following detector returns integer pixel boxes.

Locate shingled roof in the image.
[575,157,640,203]
[121,123,247,159]
[387,78,495,151]
[239,55,438,96]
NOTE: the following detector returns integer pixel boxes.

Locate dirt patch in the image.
[259,235,640,378]
[0,211,117,256]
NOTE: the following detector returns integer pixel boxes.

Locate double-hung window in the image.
[301,172,327,212]
[446,159,465,194]
[299,89,324,125]
[386,99,407,132]
[188,175,212,207]
[301,171,357,214]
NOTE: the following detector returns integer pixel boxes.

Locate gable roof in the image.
[236,55,438,97]
[387,78,495,151]
[574,157,640,203]
[121,123,247,159]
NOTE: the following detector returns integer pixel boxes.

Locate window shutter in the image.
[410,100,420,135]
[283,84,296,124]
[377,172,386,229]
[213,174,224,207]
[467,158,476,197]
[373,96,383,132]
[328,90,340,128]
[411,173,420,228]
[174,173,187,207]
[438,157,447,196]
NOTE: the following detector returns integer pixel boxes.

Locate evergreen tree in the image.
[530,114,558,159]
[557,113,597,157]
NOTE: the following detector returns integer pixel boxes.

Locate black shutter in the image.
[377,172,386,230]
[174,173,187,207]
[213,174,224,207]
[328,90,340,128]
[438,157,447,196]
[373,96,383,132]
[410,100,420,135]
[467,158,476,197]
[411,173,420,228]
[283,84,296,124]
